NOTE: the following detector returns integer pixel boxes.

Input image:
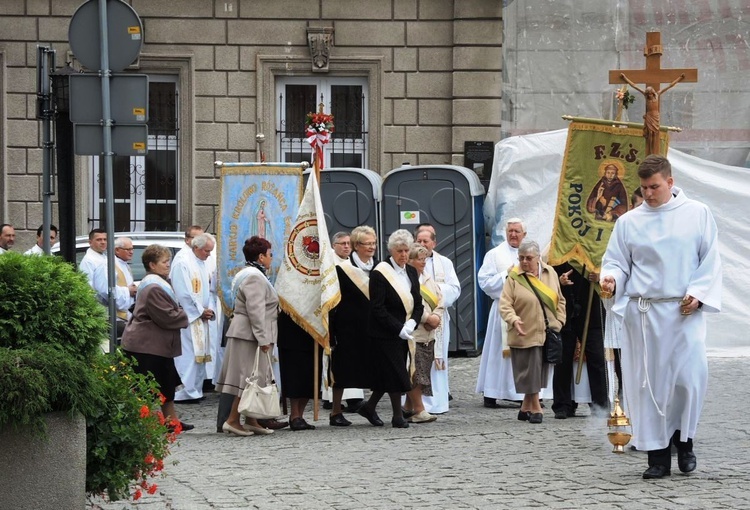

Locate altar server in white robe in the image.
[415,225,460,414]
[171,232,216,402]
[476,218,527,407]
[601,155,721,480]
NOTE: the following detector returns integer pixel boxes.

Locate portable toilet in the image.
[381,164,486,354]
[303,167,382,253]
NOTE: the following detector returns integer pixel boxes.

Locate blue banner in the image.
[217,163,303,314]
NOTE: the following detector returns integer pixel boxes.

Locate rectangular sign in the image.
[70,73,148,124]
[74,124,148,156]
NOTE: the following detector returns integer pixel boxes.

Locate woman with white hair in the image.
[356,229,424,428]
[500,240,566,424]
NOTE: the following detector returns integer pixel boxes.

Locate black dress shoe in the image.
[402,408,416,419]
[677,451,697,473]
[642,465,671,479]
[329,413,352,427]
[517,410,531,421]
[344,399,364,412]
[322,401,333,410]
[554,410,567,419]
[484,397,501,408]
[290,417,316,431]
[529,413,543,424]
[391,416,410,428]
[357,405,384,426]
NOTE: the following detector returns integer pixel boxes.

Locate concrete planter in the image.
[0,412,86,510]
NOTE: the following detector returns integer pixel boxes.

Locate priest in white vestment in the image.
[415,225,461,414]
[601,155,721,480]
[171,232,216,403]
[92,237,137,334]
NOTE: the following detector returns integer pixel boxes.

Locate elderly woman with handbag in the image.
[500,240,566,424]
[215,236,278,437]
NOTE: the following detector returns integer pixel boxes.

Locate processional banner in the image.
[275,172,340,351]
[216,162,303,314]
[547,121,668,274]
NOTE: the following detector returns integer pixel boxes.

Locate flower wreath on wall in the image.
[305,112,334,170]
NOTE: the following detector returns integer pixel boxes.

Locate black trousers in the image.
[648,430,694,467]
[552,327,607,413]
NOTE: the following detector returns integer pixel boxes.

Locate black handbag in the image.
[523,274,563,365]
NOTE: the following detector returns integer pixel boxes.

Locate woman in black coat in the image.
[356,229,424,428]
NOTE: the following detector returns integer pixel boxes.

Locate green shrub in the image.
[0,345,103,436]
[0,252,108,358]
[0,252,180,502]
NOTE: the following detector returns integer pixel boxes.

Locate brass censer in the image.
[607,396,632,453]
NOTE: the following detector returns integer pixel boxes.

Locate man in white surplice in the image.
[415,225,460,414]
[476,218,527,407]
[171,232,216,403]
[601,155,721,480]
[92,236,137,337]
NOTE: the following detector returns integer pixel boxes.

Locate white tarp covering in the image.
[485,129,750,351]
[502,0,750,167]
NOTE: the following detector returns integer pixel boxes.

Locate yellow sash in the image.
[508,266,558,315]
[339,260,370,299]
[373,262,414,318]
[420,284,439,311]
[115,265,128,320]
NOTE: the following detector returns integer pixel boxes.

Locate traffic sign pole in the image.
[97,0,119,353]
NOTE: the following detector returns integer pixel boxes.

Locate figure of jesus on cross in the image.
[609,32,698,156]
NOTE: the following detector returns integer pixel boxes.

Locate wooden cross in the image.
[609,32,698,155]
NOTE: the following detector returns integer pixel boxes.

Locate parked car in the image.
[52,231,187,282]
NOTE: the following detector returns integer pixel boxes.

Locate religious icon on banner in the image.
[585,160,628,222]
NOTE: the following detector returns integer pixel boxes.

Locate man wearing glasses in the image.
[331,231,352,264]
[93,236,137,339]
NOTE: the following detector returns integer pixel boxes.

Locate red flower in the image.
[144,453,155,465]
[158,393,167,405]
[133,489,142,501]
[139,405,150,419]
[148,484,158,495]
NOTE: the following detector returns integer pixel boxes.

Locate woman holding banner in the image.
[500,240,566,424]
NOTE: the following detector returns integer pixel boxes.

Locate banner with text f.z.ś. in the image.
[547,121,668,274]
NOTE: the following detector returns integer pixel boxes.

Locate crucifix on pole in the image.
[609,32,698,156]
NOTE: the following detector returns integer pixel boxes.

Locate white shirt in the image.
[79,248,107,288]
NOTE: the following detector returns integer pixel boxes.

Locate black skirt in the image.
[123,349,182,403]
[277,312,322,399]
[368,336,411,393]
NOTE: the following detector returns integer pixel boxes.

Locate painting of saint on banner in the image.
[216,163,303,314]
[547,121,666,273]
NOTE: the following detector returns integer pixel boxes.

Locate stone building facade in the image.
[0,0,501,247]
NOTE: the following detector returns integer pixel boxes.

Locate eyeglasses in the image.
[117,247,135,252]
[359,242,377,247]
[518,255,537,261]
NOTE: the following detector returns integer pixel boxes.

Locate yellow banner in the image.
[547,121,668,273]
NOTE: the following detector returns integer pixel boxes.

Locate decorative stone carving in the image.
[307,27,334,72]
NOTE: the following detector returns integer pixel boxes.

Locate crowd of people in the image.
[0,154,721,480]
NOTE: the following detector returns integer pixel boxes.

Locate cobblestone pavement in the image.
[88,354,750,510]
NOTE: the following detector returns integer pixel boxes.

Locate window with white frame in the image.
[275,76,368,168]
[89,76,179,232]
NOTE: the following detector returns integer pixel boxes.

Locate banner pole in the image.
[313,341,320,421]
[576,283,596,384]
[561,114,681,132]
